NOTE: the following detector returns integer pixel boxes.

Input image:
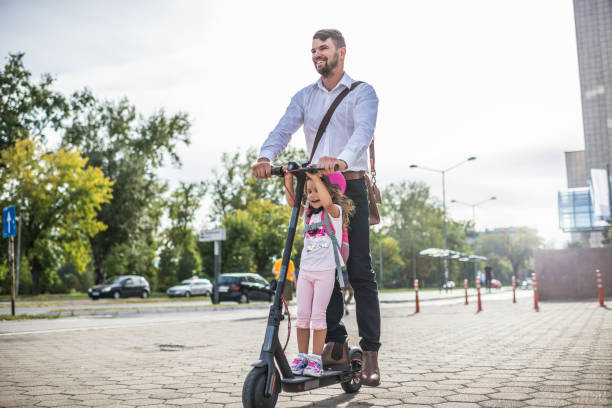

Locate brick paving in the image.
[0,298,610,407]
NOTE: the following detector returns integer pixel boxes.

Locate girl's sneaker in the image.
[290,353,309,375]
[303,354,323,377]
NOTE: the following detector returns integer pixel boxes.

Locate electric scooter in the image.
[242,162,363,408]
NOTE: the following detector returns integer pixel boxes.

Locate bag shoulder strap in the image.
[308,81,363,164]
[301,210,332,234]
[369,138,376,177]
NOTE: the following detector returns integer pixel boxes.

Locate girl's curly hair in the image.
[303,175,355,228]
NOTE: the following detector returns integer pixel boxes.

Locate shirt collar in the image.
[315,72,353,93]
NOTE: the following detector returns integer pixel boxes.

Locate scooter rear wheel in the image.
[242,367,280,408]
[341,348,363,393]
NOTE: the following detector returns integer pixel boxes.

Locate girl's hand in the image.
[305,168,322,179]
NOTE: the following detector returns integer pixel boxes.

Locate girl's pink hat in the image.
[325,171,346,194]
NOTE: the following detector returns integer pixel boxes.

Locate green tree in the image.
[382,181,440,284]
[206,146,307,222]
[158,182,205,290]
[0,138,113,294]
[202,146,305,279]
[0,53,69,151]
[476,227,543,283]
[62,89,191,284]
[379,180,469,286]
[247,200,293,276]
[220,210,256,273]
[220,200,292,278]
[370,231,405,287]
[167,182,206,247]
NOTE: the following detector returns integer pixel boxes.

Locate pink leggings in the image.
[296,268,336,330]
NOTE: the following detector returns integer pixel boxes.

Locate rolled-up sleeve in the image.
[259,90,305,161]
[337,84,378,169]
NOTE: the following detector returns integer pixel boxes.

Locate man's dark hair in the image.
[313,29,346,49]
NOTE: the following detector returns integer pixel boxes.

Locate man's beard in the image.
[315,51,339,77]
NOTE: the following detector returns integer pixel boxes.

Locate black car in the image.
[212,273,273,304]
[88,275,150,300]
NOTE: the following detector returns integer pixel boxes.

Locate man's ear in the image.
[340,47,347,58]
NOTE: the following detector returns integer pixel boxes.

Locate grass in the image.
[0,313,64,321]
[0,292,198,305]
[0,288,441,303]
[46,302,260,314]
[0,292,89,302]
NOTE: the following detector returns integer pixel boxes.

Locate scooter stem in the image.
[258,171,306,397]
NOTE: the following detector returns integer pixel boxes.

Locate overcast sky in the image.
[0,0,584,247]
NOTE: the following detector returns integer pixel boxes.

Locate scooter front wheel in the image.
[242,367,279,408]
[341,348,362,393]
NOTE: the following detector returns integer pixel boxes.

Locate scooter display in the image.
[242,162,363,408]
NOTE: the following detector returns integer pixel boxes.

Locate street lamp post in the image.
[450,196,497,230]
[409,156,476,287]
[16,188,23,296]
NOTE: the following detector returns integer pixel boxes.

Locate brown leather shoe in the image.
[321,341,350,368]
[360,350,380,386]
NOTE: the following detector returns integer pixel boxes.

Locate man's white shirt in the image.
[259,72,378,172]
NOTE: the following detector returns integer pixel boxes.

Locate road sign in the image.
[199,228,226,304]
[199,228,226,242]
[3,206,16,238]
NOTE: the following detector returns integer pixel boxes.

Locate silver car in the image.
[166,278,213,298]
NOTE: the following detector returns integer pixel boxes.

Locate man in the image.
[272,255,295,302]
[485,263,493,293]
[252,29,381,386]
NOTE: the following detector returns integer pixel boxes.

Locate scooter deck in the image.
[281,367,355,392]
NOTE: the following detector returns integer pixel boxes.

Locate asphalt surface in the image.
[0,287,517,317]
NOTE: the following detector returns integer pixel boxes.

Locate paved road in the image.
[0,296,609,407]
[0,287,518,316]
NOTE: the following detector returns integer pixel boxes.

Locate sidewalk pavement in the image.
[0,297,610,407]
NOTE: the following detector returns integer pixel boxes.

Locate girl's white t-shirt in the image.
[300,204,343,272]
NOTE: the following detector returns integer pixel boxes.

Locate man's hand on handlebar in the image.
[253,157,272,179]
[318,156,347,174]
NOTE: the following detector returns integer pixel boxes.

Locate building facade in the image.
[560,0,612,247]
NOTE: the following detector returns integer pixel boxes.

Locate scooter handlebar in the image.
[270,166,286,177]
[270,162,338,177]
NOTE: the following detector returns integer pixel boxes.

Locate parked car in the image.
[491,279,502,289]
[166,278,213,297]
[212,273,273,304]
[88,275,150,300]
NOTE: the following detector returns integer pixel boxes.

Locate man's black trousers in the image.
[325,176,381,351]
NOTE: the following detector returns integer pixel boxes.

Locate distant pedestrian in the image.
[484,263,494,293]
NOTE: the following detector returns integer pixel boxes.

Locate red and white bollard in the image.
[476,276,483,312]
[533,272,539,312]
[464,278,469,305]
[596,269,605,307]
[414,279,420,313]
[512,275,516,303]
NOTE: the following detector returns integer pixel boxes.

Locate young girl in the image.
[283,169,355,377]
